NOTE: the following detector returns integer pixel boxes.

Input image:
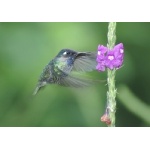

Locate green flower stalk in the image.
[106,22,117,127]
[96,22,124,126]
[107,22,117,50]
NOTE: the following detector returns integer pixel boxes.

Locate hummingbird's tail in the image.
[33,81,47,95]
[33,86,40,95]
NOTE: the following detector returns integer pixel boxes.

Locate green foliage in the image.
[0,22,149,126]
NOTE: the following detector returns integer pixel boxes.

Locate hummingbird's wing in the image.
[57,68,95,87]
[73,52,97,72]
[59,75,94,87]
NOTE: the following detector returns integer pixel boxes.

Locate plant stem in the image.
[107,22,117,127]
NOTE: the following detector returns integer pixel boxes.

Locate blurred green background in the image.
[0,22,149,127]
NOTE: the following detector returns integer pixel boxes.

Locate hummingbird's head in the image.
[55,49,78,66]
[56,49,77,59]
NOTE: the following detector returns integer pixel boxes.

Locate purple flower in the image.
[96,45,107,71]
[98,45,108,55]
[96,60,106,71]
[105,43,124,69]
[96,43,124,71]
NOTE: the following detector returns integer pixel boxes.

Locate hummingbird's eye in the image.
[63,51,67,55]
[63,51,70,56]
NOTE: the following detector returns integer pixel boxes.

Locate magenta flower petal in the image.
[96,62,106,71]
[96,45,108,72]
[114,43,124,51]
[98,45,108,54]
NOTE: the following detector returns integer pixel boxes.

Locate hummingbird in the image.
[33,49,97,95]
